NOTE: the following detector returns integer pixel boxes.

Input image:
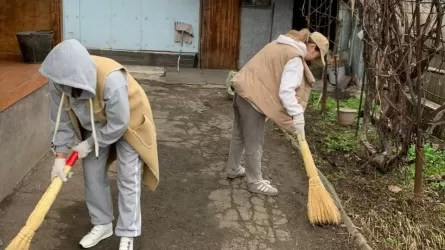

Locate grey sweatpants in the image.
[83,137,142,237]
[227,94,266,183]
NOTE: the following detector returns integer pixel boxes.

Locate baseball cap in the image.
[309,32,329,66]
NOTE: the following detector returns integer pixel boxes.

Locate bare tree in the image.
[360,0,445,196]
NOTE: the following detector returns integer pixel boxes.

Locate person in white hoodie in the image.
[228,29,329,196]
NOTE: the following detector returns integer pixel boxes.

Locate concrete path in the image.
[0,82,353,250]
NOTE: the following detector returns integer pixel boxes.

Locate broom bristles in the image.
[5,153,78,250]
[295,135,342,225]
[5,226,34,250]
[307,176,341,225]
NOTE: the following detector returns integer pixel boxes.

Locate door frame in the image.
[51,0,63,45]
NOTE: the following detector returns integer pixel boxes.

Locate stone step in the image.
[89,49,197,68]
[125,65,166,82]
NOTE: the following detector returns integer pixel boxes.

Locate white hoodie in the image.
[249,35,307,117]
[277,35,307,117]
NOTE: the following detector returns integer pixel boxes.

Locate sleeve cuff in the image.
[288,104,304,117]
[54,146,71,154]
[86,136,95,146]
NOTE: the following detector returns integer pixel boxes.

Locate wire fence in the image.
[303,0,338,48]
[302,0,445,152]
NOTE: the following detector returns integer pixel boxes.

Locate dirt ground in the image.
[304,101,445,250]
[0,82,354,250]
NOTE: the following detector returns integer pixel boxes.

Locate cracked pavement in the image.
[0,82,353,249]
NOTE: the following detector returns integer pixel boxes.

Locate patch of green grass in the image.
[408,145,445,191]
[309,91,361,110]
[309,91,361,123]
[325,129,358,153]
[308,91,360,153]
[324,169,347,181]
[385,237,397,246]
[308,92,336,111]
[342,97,361,110]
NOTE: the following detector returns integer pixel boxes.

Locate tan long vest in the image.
[231,40,315,134]
[64,56,159,191]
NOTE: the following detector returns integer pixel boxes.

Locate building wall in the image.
[62,0,200,53]
[238,0,293,68]
[0,85,50,202]
[0,0,53,55]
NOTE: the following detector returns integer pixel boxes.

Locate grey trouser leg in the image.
[227,94,266,183]
[83,145,114,225]
[227,94,245,173]
[83,137,142,237]
[114,138,142,237]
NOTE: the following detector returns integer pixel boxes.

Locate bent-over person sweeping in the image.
[227,29,329,196]
[40,39,159,250]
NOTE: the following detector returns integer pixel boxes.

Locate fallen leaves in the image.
[388,185,402,194]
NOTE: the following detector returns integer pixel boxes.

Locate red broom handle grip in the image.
[66,151,79,167]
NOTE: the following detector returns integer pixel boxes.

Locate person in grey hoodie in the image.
[39,39,142,250]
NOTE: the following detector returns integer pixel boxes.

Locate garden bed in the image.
[304,91,445,249]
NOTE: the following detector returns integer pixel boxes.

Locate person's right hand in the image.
[292,113,305,140]
[72,139,93,159]
[51,158,67,182]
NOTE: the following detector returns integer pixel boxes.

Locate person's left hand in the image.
[72,140,93,158]
[51,158,67,182]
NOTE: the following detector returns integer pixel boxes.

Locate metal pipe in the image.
[197,0,203,69]
[269,1,275,42]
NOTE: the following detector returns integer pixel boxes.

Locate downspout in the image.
[348,12,358,69]
[355,29,365,137]
[269,1,276,42]
[198,0,203,69]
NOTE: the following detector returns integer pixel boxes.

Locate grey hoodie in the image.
[39,39,130,154]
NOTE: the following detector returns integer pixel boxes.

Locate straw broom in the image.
[296,134,341,225]
[6,152,79,250]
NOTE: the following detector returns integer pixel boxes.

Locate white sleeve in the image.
[279,57,304,117]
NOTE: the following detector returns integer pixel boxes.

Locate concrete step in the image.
[124,65,231,88]
[125,65,166,82]
[89,49,197,68]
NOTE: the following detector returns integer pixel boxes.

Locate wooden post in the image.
[334,55,340,121]
[306,0,312,30]
[413,0,424,198]
[321,0,333,115]
[414,146,424,197]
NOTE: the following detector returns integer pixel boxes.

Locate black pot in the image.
[16,30,54,63]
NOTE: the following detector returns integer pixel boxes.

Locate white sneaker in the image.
[79,223,113,248]
[227,166,246,179]
[248,180,278,196]
[119,237,134,250]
